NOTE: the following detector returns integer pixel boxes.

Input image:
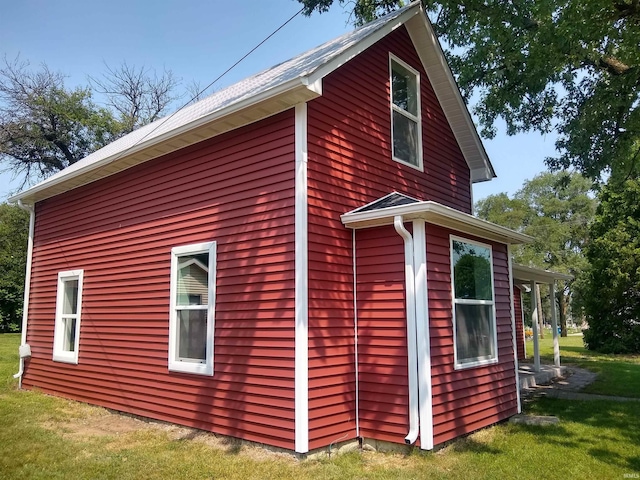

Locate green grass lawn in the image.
[1,333,639,479]
[525,333,640,398]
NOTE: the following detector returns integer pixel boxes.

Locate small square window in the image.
[53,270,84,364]
[390,55,422,169]
[169,242,216,375]
[451,238,498,368]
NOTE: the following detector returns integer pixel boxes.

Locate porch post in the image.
[549,282,560,367]
[530,280,540,372]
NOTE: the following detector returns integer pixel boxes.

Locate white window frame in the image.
[53,269,84,364]
[168,242,216,376]
[389,53,423,171]
[450,236,498,369]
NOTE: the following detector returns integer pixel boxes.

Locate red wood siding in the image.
[23,110,297,450]
[514,285,525,360]
[306,25,472,450]
[428,225,518,445]
[355,226,408,444]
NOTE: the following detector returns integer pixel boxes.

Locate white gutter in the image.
[13,200,34,386]
[9,78,320,205]
[342,200,532,245]
[393,216,419,445]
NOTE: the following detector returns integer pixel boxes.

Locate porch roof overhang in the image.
[513,264,573,284]
[341,197,533,245]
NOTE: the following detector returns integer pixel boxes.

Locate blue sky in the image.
[0,0,556,203]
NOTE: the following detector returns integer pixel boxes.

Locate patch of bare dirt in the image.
[41,405,298,462]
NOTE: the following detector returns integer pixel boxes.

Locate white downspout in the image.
[352,229,360,439]
[13,200,35,387]
[394,216,419,445]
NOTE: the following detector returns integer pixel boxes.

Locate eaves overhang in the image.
[513,264,574,284]
[341,199,532,245]
[9,1,496,205]
[9,79,320,205]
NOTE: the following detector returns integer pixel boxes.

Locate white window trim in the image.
[169,242,216,376]
[389,53,424,171]
[52,269,84,364]
[450,235,498,369]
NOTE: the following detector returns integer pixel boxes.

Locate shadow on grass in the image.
[444,436,502,455]
[522,397,640,472]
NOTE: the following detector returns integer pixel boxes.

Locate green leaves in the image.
[0,203,28,332]
[581,178,640,353]
[476,172,596,329]
[300,0,640,180]
[0,58,123,187]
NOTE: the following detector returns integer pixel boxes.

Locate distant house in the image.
[11,1,534,454]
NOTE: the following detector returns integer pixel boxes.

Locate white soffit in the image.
[513,264,574,283]
[341,200,532,245]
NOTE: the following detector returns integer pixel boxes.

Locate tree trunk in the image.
[560,291,568,337]
[536,283,544,339]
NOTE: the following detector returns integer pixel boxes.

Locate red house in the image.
[11,2,532,454]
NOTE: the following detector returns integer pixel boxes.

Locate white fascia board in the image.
[512,264,573,283]
[305,3,421,87]
[341,200,532,245]
[9,78,319,205]
[405,12,496,183]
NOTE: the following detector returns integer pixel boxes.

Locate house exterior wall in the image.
[306,25,472,449]
[23,110,298,450]
[355,225,409,444]
[428,225,518,445]
[353,223,518,447]
[514,285,525,360]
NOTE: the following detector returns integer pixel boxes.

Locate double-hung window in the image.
[451,237,498,368]
[390,55,422,169]
[53,270,84,364]
[169,242,216,376]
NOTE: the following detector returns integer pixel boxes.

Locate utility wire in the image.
[83,6,304,184]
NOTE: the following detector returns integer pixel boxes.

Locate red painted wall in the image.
[428,225,518,445]
[355,226,409,444]
[514,285,526,360]
[23,111,297,450]
[306,25,472,450]
[354,223,518,447]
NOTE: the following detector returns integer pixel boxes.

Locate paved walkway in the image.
[520,364,640,402]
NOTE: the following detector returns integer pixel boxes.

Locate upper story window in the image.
[169,242,216,376]
[390,54,422,169]
[53,270,84,364]
[450,237,498,369]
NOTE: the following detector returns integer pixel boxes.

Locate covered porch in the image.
[512,264,573,373]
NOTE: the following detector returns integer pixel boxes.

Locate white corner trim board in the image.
[13,201,34,386]
[412,220,433,450]
[294,103,309,454]
[507,247,522,414]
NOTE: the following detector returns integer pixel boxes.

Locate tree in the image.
[0,57,182,187]
[476,171,596,336]
[0,57,122,186]
[0,203,29,332]
[299,0,640,181]
[580,178,640,353]
[89,63,180,134]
